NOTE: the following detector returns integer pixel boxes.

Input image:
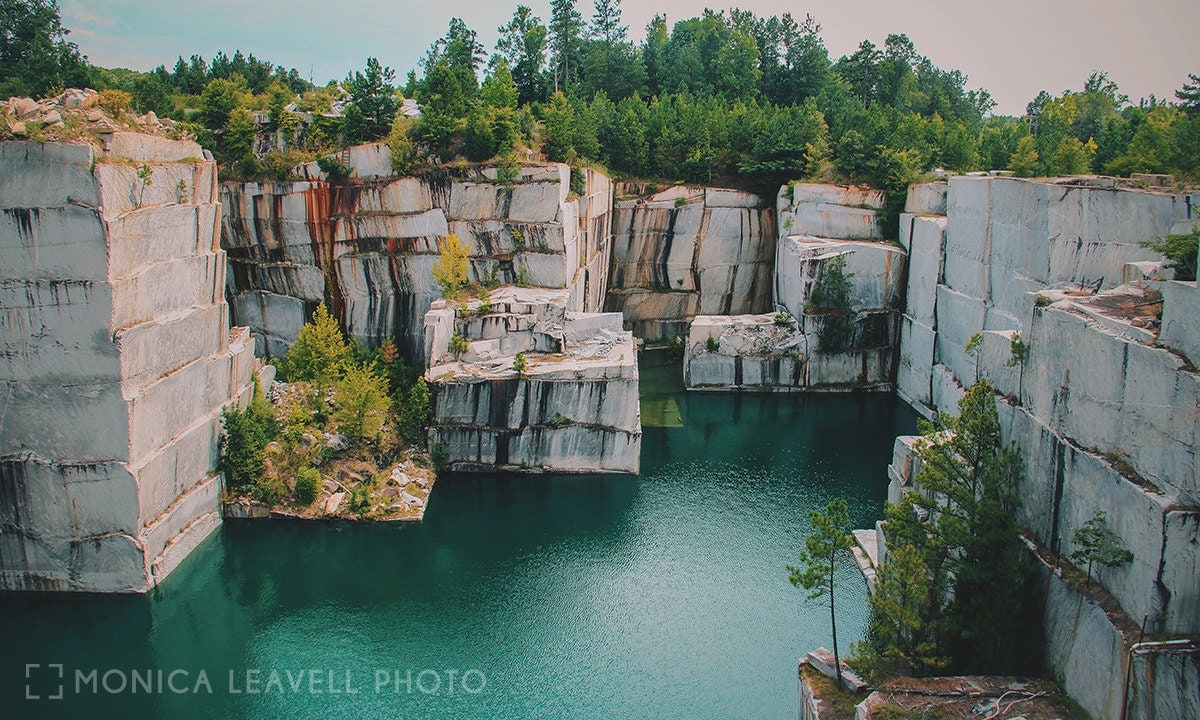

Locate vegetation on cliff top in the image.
[5,0,1199,233]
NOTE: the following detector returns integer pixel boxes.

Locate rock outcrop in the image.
[424,287,640,473]
[683,183,905,390]
[222,157,613,361]
[605,184,775,342]
[885,176,1200,720]
[0,136,255,592]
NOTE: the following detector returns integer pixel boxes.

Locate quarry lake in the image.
[0,355,916,720]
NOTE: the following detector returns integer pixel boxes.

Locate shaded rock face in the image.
[886,177,1200,720]
[425,287,640,474]
[683,183,904,391]
[605,185,776,343]
[222,161,612,361]
[0,138,255,593]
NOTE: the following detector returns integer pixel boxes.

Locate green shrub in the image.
[706,334,719,352]
[278,303,354,388]
[250,475,286,505]
[448,334,469,356]
[219,383,277,491]
[293,467,321,505]
[806,255,856,351]
[1141,226,1198,281]
[512,351,528,377]
[397,378,432,446]
[348,485,373,514]
[317,154,352,179]
[388,117,420,175]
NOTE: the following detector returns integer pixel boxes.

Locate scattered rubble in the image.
[2,88,192,145]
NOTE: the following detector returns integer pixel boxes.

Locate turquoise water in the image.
[0,355,915,719]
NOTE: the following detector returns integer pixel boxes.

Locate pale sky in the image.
[60,0,1200,116]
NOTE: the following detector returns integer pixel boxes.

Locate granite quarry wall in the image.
[605,184,776,343]
[884,176,1200,720]
[222,150,613,362]
[683,182,906,391]
[2,129,1197,720]
[424,287,640,474]
[0,136,255,592]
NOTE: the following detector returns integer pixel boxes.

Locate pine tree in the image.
[278,303,354,387]
[590,0,626,44]
[343,57,398,143]
[495,5,548,105]
[397,378,432,446]
[549,0,583,94]
[788,498,855,687]
[865,379,1041,675]
[331,364,391,445]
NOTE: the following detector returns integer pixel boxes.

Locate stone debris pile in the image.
[2,88,189,144]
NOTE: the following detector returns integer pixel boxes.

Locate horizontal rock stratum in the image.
[0,136,255,592]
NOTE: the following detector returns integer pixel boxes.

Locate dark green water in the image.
[0,354,915,719]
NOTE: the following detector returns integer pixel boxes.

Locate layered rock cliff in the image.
[424,287,640,474]
[222,155,613,362]
[605,184,776,342]
[885,176,1200,720]
[0,136,255,592]
[683,183,905,390]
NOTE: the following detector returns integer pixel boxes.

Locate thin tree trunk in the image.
[830,552,842,688]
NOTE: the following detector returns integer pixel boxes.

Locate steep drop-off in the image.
[222,158,613,362]
[0,136,255,592]
[605,184,776,342]
[886,176,1200,720]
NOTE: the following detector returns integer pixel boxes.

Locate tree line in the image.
[4,0,1199,233]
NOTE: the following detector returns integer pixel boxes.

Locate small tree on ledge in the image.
[1069,510,1133,589]
[432,234,470,299]
[788,498,855,688]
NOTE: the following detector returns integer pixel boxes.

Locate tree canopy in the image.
[11,0,1199,217]
[0,0,88,98]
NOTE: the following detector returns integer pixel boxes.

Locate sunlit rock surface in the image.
[222,155,612,361]
[425,287,640,474]
[0,137,255,592]
[605,184,775,343]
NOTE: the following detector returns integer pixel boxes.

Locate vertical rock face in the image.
[222,158,612,362]
[605,184,776,342]
[0,136,255,592]
[424,287,640,474]
[887,176,1200,720]
[683,183,904,391]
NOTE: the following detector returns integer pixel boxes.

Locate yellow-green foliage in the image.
[97,89,132,116]
[388,116,420,175]
[1007,136,1040,177]
[279,303,353,387]
[332,364,392,445]
[431,234,469,298]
